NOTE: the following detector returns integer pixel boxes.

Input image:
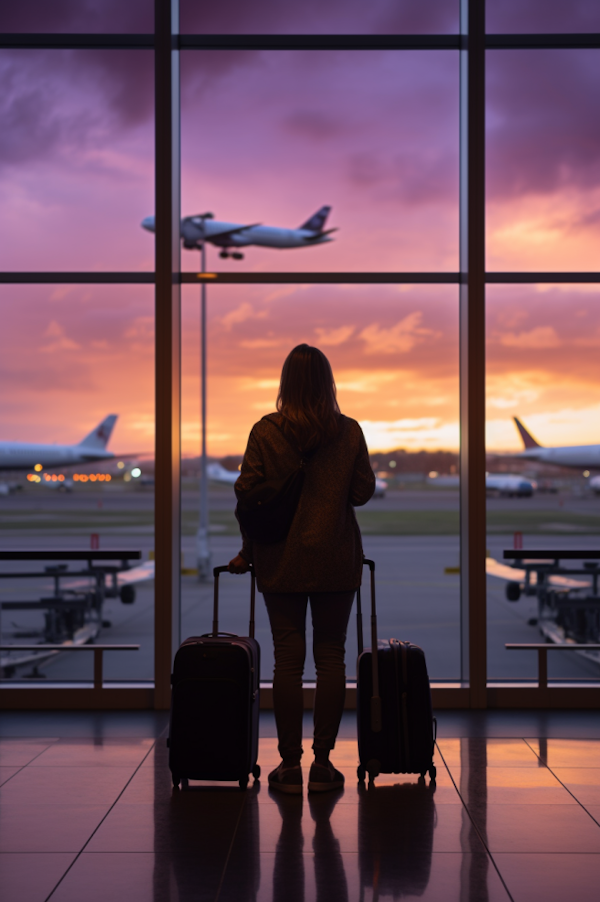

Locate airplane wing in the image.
[117,560,154,586]
[196,223,261,241]
[486,557,589,589]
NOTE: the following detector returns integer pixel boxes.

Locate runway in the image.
[0,486,598,684]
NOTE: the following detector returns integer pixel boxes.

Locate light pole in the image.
[195,213,213,581]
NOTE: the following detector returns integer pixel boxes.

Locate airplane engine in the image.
[120,584,136,604]
[506,581,521,602]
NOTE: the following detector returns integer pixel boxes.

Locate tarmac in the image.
[0,487,599,684]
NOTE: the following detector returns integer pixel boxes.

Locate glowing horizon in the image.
[1,8,599,459]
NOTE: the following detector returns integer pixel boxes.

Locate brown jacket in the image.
[235,413,375,593]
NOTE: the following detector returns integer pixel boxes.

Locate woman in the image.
[229,344,375,793]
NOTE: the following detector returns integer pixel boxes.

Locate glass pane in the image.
[487,0,600,34]
[486,284,600,682]
[0,1,153,33]
[181,0,459,35]
[181,51,458,272]
[0,284,154,684]
[486,50,600,272]
[181,283,460,681]
[0,50,153,271]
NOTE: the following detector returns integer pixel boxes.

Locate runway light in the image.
[583,470,590,477]
[131,467,141,478]
[429,471,438,478]
[51,474,57,481]
[34,463,43,472]
[58,474,65,481]
[105,474,111,482]
[389,461,397,468]
[117,461,125,469]
[44,474,51,481]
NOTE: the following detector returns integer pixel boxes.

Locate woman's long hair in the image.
[276,344,341,452]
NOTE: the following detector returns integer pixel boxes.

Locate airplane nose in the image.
[141,216,155,232]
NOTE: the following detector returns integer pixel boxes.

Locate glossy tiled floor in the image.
[2,725,600,900]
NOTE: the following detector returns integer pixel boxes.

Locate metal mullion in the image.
[459,0,487,707]
[182,272,460,284]
[0,34,154,49]
[486,273,600,283]
[178,34,460,51]
[2,32,599,52]
[0,273,155,283]
[154,0,181,710]
[487,33,600,50]
[2,272,599,285]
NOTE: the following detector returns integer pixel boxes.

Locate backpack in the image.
[235,416,312,545]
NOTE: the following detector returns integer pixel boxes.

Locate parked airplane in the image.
[513,417,600,469]
[207,462,239,486]
[0,415,117,470]
[486,473,535,498]
[141,206,337,260]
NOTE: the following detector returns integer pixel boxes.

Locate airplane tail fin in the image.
[513,417,541,450]
[299,205,331,232]
[79,415,118,449]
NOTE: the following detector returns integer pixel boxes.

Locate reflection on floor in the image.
[2,715,600,900]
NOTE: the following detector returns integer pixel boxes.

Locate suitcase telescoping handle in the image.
[356,558,382,733]
[212,565,256,639]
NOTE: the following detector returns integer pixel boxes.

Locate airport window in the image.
[1,2,599,708]
[486,284,600,683]
[486,49,600,272]
[0,49,154,272]
[181,283,461,681]
[0,285,155,684]
[180,50,459,273]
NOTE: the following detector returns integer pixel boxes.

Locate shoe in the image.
[268,763,303,795]
[308,761,345,793]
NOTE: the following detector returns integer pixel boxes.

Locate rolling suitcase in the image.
[356,558,436,784]
[168,565,261,790]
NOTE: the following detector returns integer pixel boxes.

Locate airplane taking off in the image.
[0,415,118,470]
[141,206,337,260]
[513,417,600,469]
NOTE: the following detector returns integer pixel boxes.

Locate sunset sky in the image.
[1,1,599,457]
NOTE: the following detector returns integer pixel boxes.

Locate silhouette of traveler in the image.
[230,344,375,793]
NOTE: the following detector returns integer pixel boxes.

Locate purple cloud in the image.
[487,50,600,199]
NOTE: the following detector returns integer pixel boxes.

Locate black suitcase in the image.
[356,558,436,783]
[168,565,261,790]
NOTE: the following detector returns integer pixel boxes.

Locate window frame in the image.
[1,0,600,710]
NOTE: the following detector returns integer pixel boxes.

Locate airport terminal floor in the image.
[2,710,600,901]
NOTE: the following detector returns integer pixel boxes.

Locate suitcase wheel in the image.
[428,764,437,783]
[357,764,366,782]
[171,773,180,789]
[239,777,249,791]
[252,764,261,780]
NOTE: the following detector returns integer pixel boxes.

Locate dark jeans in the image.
[263,590,355,765]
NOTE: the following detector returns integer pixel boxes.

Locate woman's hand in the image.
[228,554,250,574]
